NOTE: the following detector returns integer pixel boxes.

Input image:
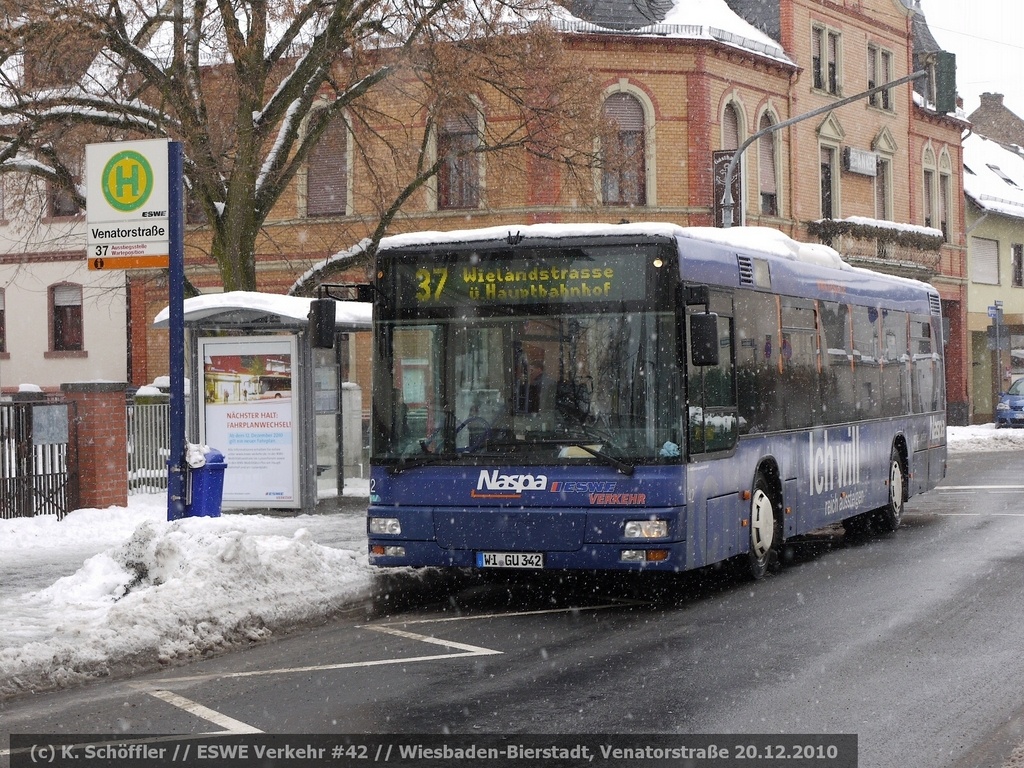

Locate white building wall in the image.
[0,177,128,393]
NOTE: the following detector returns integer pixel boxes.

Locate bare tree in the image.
[0,0,603,291]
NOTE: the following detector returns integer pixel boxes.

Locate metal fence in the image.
[0,400,77,519]
[127,402,170,495]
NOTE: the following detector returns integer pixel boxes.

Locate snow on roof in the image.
[299,221,852,278]
[553,0,791,65]
[152,291,371,329]
[963,133,1024,221]
[838,215,944,239]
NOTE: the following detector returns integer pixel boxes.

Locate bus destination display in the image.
[390,247,655,308]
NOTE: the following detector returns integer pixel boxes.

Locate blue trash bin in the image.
[187,448,227,518]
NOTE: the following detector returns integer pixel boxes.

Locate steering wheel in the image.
[455,416,491,452]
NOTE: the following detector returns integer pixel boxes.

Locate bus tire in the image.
[872,447,906,533]
[748,472,782,580]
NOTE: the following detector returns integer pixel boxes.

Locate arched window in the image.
[50,283,83,352]
[758,112,778,216]
[723,103,740,151]
[872,127,898,223]
[923,146,937,229]
[939,150,953,242]
[438,111,481,209]
[601,93,647,206]
[817,113,844,220]
[307,111,349,217]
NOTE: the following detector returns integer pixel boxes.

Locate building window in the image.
[986,163,1018,188]
[50,283,83,352]
[758,113,778,216]
[307,110,349,217]
[971,237,999,286]
[48,180,81,218]
[939,171,952,241]
[922,147,938,230]
[0,289,6,354]
[437,112,481,210]
[875,156,892,220]
[601,93,647,206]
[812,25,841,95]
[820,146,837,219]
[1013,244,1023,288]
[722,102,740,151]
[923,168,935,229]
[868,45,894,110]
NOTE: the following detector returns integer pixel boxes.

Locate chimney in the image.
[979,93,1005,107]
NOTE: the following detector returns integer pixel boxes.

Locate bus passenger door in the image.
[685,302,739,568]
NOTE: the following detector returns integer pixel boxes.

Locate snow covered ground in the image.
[0,426,1020,698]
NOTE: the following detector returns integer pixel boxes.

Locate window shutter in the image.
[723,104,739,150]
[53,285,81,306]
[758,118,776,193]
[602,93,644,131]
[307,114,348,217]
[972,237,999,285]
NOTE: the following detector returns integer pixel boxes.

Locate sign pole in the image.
[167,141,187,521]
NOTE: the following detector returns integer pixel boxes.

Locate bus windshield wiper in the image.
[518,434,635,476]
[558,440,635,476]
[388,448,454,474]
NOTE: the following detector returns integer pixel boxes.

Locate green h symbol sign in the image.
[116,162,141,199]
[102,150,154,212]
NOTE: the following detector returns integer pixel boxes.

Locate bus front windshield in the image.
[374,309,683,465]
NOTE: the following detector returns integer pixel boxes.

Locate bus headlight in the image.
[369,517,402,535]
[624,520,668,538]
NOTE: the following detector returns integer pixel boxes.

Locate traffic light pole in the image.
[721,70,928,228]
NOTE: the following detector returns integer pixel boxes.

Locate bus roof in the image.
[373,222,939,311]
[376,221,841,262]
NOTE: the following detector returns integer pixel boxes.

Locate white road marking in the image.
[361,623,504,654]
[146,689,263,733]
[148,603,625,686]
[367,601,640,626]
[938,485,1024,490]
[148,626,503,685]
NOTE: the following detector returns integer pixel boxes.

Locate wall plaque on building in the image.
[843,147,878,177]
[713,150,743,227]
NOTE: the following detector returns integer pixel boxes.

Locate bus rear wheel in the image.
[872,447,905,533]
[748,472,782,580]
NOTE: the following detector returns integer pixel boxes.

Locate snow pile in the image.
[946,423,1024,452]
[0,498,373,698]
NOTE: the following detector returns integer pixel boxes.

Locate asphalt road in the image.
[3,449,1024,768]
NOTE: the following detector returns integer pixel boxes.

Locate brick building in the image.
[1,0,968,421]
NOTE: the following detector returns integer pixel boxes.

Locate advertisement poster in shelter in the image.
[198,336,299,507]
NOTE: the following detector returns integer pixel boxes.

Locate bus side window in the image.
[687,304,737,454]
[734,290,778,433]
[780,298,819,429]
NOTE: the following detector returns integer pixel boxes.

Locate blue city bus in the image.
[366,223,946,578]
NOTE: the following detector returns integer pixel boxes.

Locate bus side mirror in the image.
[690,312,719,367]
[308,298,336,349]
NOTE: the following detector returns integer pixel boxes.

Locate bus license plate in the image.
[477,551,544,569]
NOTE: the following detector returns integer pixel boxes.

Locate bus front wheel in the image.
[748,472,782,580]
[872,447,906,533]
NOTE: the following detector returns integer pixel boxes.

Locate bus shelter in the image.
[154,291,371,512]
